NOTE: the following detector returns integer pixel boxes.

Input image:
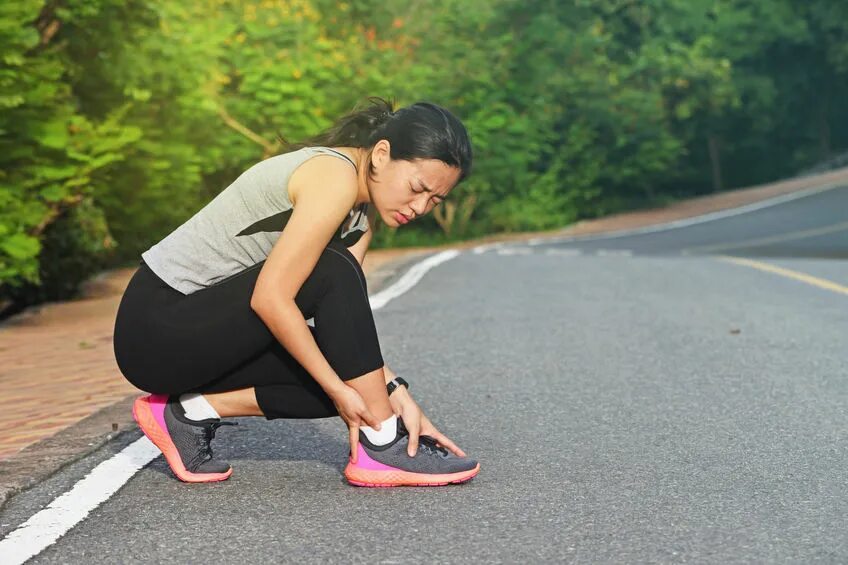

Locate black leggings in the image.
[112,241,384,419]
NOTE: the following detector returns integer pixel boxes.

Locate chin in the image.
[380,210,402,227]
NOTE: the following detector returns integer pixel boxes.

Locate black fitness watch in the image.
[386,377,409,396]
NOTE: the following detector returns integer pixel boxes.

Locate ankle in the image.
[361,414,398,446]
[372,404,394,422]
[205,388,264,418]
[179,393,220,421]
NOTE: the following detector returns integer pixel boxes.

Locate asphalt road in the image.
[534,185,848,258]
[2,185,846,563]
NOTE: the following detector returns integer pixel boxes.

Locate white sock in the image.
[179,393,220,421]
[361,414,398,446]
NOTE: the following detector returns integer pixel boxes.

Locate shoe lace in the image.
[195,421,237,463]
[418,435,449,457]
[397,418,449,457]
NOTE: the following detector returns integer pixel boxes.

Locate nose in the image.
[409,196,427,218]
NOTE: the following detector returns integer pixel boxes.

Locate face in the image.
[367,139,462,227]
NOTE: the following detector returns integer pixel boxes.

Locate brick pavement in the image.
[1,166,846,462]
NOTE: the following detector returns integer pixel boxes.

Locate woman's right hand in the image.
[329,383,382,463]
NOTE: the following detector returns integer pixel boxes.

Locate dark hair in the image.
[280,96,473,184]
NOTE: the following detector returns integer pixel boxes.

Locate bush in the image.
[4,198,114,307]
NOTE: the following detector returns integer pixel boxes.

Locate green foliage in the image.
[0,0,137,294]
[6,197,113,304]
[1,0,847,309]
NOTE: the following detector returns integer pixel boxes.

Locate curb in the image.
[0,397,136,510]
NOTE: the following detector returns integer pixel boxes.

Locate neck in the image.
[334,146,371,204]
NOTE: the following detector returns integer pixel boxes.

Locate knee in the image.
[317,243,368,295]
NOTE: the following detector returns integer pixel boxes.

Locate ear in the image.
[373,139,391,167]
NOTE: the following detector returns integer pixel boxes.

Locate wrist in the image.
[388,386,411,407]
[324,379,348,399]
[383,366,396,384]
[386,376,409,397]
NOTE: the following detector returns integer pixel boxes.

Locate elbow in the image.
[251,276,278,315]
[250,289,294,319]
[250,291,269,317]
[251,274,300,318]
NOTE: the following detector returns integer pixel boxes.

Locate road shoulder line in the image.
[529,182,845,246]
[718,256,848,297]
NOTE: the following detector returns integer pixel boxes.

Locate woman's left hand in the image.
[388,388,467,458]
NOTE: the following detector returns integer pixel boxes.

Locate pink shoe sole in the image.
[344,454,480,487]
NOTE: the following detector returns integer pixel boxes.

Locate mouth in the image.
[394,212,410,225]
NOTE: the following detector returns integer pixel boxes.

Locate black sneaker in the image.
[132,394,235,482]
[344,417,479,487]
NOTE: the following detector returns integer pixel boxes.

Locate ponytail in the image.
[279,96,397,151]
[279,95,472,184]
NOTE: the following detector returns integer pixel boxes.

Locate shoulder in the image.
[288,153,358,207]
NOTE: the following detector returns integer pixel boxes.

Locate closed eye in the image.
[411,181,445,204]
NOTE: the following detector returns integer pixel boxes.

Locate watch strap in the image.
[386,377,409,396]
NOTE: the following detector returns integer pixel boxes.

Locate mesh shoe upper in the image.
[164,397,234,474]
[358,417,477,474]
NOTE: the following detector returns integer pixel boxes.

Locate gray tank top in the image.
[141,146,368,295]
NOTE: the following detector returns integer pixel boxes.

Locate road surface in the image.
[2,184,846,563]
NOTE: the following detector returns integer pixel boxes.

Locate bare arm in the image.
[345,207,398,384]
[249,157,358,397]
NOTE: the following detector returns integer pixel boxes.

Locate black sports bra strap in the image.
[318,146,357,169]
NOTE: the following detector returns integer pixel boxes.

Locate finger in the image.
[363,409,382,430]
[349,423,359,464]
[407,420,420,457]
[431,430,466,458]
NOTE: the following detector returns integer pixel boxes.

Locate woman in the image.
[113,97,480,487]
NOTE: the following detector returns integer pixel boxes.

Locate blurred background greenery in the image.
[2,0,847,313]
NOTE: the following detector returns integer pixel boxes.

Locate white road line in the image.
[471,242,505,254]
[595,249,633,257]
[368,250,460,309]
[0,249,462,564]
[0,438,160,564]
[544,248,583,256]
[526,182,845,246]
[495,247,534,256]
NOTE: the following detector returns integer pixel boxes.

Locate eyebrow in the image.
[419,180,449,200]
